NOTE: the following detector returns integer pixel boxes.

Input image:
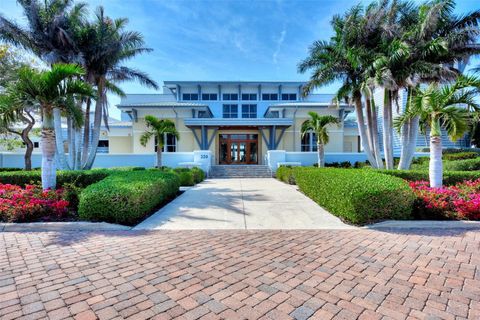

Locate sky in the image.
[1,0,479,119]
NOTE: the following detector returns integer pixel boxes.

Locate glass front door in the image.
[219,134,258,164]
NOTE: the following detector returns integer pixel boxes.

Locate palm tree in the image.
[298,5,382,169]
[6,64,94,189]
[76,7,158,169]
[301,112,339,168]
[140,116,179,168]
[395,75,480,187]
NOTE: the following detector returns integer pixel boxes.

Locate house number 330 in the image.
[201,154,208,159]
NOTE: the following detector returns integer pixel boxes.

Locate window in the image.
[197,111,209,118]
[241,93,257,101]
[242,104,257,118]
[98,140,109,147]
[301,132,318,152]
[155,134,177,152]
[222,93,238,100]
[201,93,217,101]
[281,93,297,101]
[33,142,39,148]
[262,93,278,101]
[182,93,198,100]
[223,104,238,118]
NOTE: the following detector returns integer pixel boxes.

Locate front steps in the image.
[209,165,272,178]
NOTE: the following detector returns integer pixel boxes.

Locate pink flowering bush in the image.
[0,184,70,222]
[409,179,480,220]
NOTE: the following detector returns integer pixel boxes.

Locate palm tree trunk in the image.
[157,146,162,168]
[83,77,105,169]
[383,89,394,169]
[353,94,377,168]
[398,119,410,170]
[82,97,91,165]
[405,116,420,168]
[365,98,375,156]
[53,108,70,170]
[317,142,325,168]
[75,127,82,170]
[41,110,57,190]
[67,116,75,169]
[370,96,384,169]
[429,135,443,188]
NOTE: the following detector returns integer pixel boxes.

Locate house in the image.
[109,81,361,167]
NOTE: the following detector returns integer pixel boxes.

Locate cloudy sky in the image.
[1,0,479,119]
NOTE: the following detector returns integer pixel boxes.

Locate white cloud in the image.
[273,26,286,64]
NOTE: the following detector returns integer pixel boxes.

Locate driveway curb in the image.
[0,221,131,232]
[365,220,480,230]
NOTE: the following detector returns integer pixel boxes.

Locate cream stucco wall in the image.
[109,136,133,153]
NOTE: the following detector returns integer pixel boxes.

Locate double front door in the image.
[219,134,258,164]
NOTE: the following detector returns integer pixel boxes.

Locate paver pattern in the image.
[0,229,479,319]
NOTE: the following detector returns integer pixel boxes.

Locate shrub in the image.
[0,184,69,222]
[379,170,480,186]
[0,170,110,188]
[293,168,414,224]
[410,180,480,220]
[276,166,296,184]
[444,158,480,171]
[173,168,195,186]
[190,167,205,184]
[443,152,479,161]
[78,171,180,225]
[324,161,352,168]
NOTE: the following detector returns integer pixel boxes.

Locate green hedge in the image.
[443,158,480,171]
[78,171,180,225]
[190,167,206,184]
[276,166,296,184]
[0,170,110,187]
[293,168,414,225]
[443,152,479,161]
[379,169,480,185]
[147,167,205,186]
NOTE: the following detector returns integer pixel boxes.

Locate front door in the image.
[219,134,258,164]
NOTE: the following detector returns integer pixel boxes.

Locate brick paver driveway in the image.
[1,229,479,320]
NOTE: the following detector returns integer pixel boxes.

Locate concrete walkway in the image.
[135,178,352,230]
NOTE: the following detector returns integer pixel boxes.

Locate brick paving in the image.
[0,229,479,319]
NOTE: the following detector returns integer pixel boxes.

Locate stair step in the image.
[209,165,272,178]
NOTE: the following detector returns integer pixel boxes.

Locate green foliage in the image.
[292,168,414,225]
[276,166,296,185]
[443,152,479,161]
[0,170,110,187]
[172,168,195,187]
[78,171,180,225]
[379,170,480,186]
[444,158,480,172]
[190,167,206,184]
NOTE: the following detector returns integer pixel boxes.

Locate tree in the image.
[6,64,94,189]
[395,75,480,187]
[140,116,179,168]
[301,112,339,168]
[298,5,382,168]
[74,7,159,169]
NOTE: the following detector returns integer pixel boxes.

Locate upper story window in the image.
[241,93,257,101]
[222,93,238,101]
[155,134,177,152]
[223,104,238,118]
[242,104,257,118]
[301,132,317,152]
[281,93,297,101]
[202,93,218,101]
[197,111,209,118]
[182,93,198,100]
[262,93,278,101]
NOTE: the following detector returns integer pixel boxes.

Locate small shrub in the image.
[325,161,352,168]
[410,180,480,220]
[0,184,69,222]
[276,166,296,184]
[443,152,479,161]
[78,171,180,225]
[190,167,205,184]
[378,170,480,186]
[293,168,414,224]
[444,158,480,171]
[173,168,195,186]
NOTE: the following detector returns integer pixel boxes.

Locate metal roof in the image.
[117,102,209,108]
[184,118,293,127]
[164,80,305,88]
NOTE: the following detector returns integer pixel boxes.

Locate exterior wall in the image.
[109,136,132,153]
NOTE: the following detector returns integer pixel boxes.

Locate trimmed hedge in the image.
[276,166,296,184]
[147,167,205,186]
[190,167,206,184]
[443,152,479,161]
[78,171,180,225]
[443,158,480,171]
[292,168,414,225]
[0,170,110,187]
[379,169,480,185]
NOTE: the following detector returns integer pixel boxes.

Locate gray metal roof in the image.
[164,80,305,88]
[117,102,209,108]
[184,118,293,127]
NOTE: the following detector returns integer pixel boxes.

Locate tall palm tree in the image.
[298,5,382,169]
[6,64,94,189]
[140,116,179,168]
[76,7,159,169]
[301,112,339,168]
[395,75,480,187]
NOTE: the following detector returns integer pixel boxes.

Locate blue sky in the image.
[2,0,479,119]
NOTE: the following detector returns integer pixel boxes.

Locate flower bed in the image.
[0,184,69,222]
[410,180,480,220]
